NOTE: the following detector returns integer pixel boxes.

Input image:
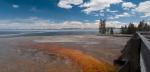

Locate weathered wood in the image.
[114,32,150,72]
[138,32,150,72]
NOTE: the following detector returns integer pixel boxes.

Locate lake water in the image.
[0,29,99,37]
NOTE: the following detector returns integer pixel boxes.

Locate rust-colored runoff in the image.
[34,43,117,72]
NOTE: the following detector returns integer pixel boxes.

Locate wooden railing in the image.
[114,32,150,72]
[138,32,150,72]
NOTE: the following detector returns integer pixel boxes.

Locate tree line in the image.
[121,20,150,34]
[99,19,114,34]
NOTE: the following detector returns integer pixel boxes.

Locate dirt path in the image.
[32,43,116,72]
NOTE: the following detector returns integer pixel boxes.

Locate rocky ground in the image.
[0,35,130,72]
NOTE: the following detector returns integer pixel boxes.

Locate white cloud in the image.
[57,0,83,9]
[62,20,124,28]
[93,9,118,17]
[136,1,150,17]
[0,17,52,29]
[95,20,125,28]
[106,9,118,13]
[0,17,94,29]
[12,4,19,8]
[122,2,136,10]
[108,12,132,19]
[80,0,122,14]
[106,21,125,28]
[0,17,124,29]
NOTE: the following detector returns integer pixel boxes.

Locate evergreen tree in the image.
[127,23,136,34]
[121,26,124,34]
[143,23,150,31]
[99,19,106,34]
[137,20,150,31]
[137,20,145,31]
[121,25,128,34]
[121,20,150,34]
[124,25,128,34]
[110,28,114,34]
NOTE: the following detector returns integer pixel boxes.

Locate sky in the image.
[0,0,150,29]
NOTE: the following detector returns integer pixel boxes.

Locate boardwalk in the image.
[115,32,150,72]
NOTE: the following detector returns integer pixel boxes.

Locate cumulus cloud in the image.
[0,17,91,29]
[106,9,118,13]
[0,17,124,29]
[12,4,19,8]
[106,21,125,27]
[136,1,150,17]
[0,17,52,29]
[80,0,122,14]
[57,0,83,9]
[108,12,132,19]
[122,2,136,10]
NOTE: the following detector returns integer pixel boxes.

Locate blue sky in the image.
[0,0,150,29]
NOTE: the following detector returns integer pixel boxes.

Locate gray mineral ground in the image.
[0,35,129,72]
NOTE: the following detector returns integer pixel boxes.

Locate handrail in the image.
[137,32,150,51]
[115,32,150,72]
[137,32,150,72]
